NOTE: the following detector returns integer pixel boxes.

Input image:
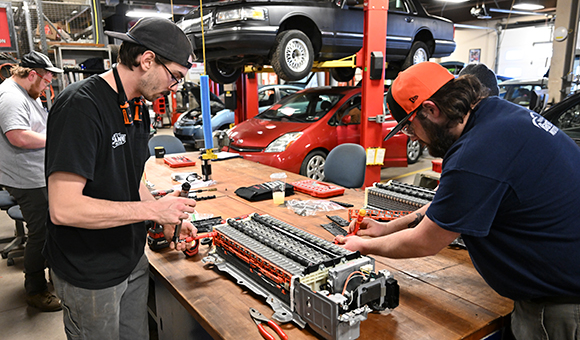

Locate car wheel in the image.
[271,30,314,81]
[407,138,422,164]
[330,67,356,82]
[300,150,326,180]
[207,60,242,84]
[402,41,430,70]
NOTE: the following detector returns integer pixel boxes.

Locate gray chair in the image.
[2,205,25,266]
[148,135,186,156]
[323,143,366,188]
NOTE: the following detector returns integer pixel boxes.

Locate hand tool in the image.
[172,182,191,245]
[150,188,174,197]
[349,208,366,236]
[249,308,288,340]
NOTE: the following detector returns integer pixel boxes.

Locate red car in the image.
[225,86,410,180]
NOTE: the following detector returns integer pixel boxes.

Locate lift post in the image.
[234,73,259,124]
[359,0,388,188]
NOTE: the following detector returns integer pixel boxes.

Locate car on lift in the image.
[174,83,303,148]
[178,0,456,84]
[224,86,414,180]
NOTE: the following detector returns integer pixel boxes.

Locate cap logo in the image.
[409,95,418,103]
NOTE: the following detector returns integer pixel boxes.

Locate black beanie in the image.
[459,63,499,96]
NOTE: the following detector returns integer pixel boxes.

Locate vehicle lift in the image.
[231,0,389,187]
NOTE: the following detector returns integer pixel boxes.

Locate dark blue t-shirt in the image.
[427,96,580,301]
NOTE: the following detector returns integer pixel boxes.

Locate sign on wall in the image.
[0,2,18,53]
[469,49,481,63]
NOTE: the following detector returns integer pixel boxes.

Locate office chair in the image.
[148,135,186,156]
[323,143,366,188]
[2,205,25,266]
[0,190,17,246]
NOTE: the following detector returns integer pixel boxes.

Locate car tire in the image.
[407,138,422,164]
[402,41,430,70]
[271,30,314,81]
[207,60,242,84]
[300,150,326,180]
[330,67,356,82]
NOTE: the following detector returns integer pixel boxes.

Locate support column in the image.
[548,0,580,103]
[360,0,388,188]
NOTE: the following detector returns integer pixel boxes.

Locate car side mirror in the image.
[334,0,358,8]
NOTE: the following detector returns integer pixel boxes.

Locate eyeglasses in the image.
[159,61,183,89]
[33,70,53,85]
[401,109,419,137]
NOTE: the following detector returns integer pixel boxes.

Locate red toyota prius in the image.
[225,86,410,180]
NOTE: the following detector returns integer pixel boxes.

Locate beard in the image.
[28,78,44,99]
[418,116,457,158]
[138,73,170,102]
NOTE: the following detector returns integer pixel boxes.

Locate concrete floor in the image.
[0,126,437,339]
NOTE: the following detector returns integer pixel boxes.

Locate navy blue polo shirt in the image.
[427,96,580,300]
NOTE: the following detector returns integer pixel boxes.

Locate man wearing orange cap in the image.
[335,61,580,339]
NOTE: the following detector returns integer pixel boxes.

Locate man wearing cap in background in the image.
[44,18,198,339]
[335,61,580,339]
[0,51,63,312]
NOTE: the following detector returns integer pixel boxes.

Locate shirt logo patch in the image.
[112,132,127,148]
[529,112,558,136]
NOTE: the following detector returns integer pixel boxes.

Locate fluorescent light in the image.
[126,10,172,18]
[513,1,544,10]
[438,0,470,3]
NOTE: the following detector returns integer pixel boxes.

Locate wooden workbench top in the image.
[145,152,513,340]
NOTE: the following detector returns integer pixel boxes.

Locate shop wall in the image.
[436,16,554,79]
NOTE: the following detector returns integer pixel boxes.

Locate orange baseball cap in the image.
[384,62,454,141]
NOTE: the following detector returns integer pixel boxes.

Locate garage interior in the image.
[1,0,579,339]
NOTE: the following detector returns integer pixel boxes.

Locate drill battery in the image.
[147,222,169,251]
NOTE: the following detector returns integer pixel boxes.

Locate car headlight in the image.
[216,7,268,24]
[264,132,303,153]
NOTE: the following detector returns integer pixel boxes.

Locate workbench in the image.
[144,153,513,340]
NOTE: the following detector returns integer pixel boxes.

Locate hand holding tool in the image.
[249,308,288,340]
[349,208,366,236]
[172,182,191,245]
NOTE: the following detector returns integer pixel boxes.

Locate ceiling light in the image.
[125,10,172,18]
[513,1,545,10]
[438,0,470,3]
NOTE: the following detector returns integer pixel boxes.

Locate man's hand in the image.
[164,220,198,251]
[333,235,368,254]
[151,191,197,226]
[347,218,389,237]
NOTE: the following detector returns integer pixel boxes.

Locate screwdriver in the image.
[172,181,191,245]
[349,208,367,236]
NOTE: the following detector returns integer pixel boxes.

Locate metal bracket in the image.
[368,115,386,123]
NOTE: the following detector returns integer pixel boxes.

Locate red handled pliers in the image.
[249,308,288,340]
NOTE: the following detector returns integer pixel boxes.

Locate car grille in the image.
[229,145,263,153]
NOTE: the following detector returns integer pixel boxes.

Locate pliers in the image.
[249,307,288,340]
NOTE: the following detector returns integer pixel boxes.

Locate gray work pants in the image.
[512,299,580,340]
[51,254,150,340]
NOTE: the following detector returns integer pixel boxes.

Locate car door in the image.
[331,94,362,145]
[386,0,420,59]
[331,0,419,60]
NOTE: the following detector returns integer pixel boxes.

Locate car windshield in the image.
[256,92,343,122]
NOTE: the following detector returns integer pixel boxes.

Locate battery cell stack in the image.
[366,180,436,212]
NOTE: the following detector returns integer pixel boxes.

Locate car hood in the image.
[228,118,310,148]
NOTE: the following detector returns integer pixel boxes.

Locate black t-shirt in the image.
[44,75,151,289]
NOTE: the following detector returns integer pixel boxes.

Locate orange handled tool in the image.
[249,307,288,340]
[349,208,366,236]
